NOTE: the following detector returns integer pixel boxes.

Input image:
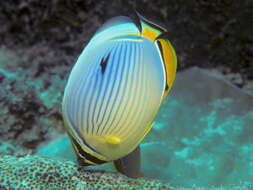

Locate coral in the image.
[0,142,16,155]
[1,154,253,190]
[0,154,173,190]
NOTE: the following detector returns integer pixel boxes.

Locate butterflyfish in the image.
[62,13,177,178]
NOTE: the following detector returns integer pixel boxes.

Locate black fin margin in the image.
[156,40,169,92]
[129,10,142,33]
[155,31,170,41]
[68,134,107,166]
[137,11,167,34]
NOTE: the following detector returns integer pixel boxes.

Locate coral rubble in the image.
[0,154,173,190]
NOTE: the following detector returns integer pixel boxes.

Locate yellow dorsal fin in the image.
[105,136,121,145]
[137,13,166,42]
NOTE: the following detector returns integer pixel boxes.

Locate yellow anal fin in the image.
[105,136,121,145]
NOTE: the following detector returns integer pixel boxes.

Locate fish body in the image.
[62,14,177,171]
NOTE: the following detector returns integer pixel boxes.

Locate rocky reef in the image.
[0,0,252,81]
[0,47,65,153]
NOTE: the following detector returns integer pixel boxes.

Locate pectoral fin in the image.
[113,145,141,178]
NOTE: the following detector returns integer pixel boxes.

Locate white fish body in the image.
[62,15,177,164]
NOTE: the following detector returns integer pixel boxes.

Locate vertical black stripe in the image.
[96,44,120,135]
[90,51,114,134]
[114,42,137,136]
[121,42,143,139]
[100,43,123,135]
[75,63,99,134]
[87,66,101,134]
[108,41,132,135]
[104,41,130,135]
[95,46,118,134]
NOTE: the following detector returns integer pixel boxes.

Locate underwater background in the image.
[0,0,253,189]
